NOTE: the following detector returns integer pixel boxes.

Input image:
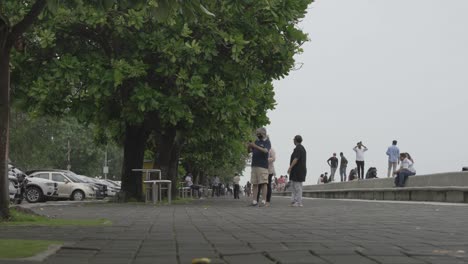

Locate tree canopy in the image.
[10,0,313,201]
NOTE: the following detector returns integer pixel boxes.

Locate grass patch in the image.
[170,197,195,205]
[0,239,61,259]
[0,208,111,226]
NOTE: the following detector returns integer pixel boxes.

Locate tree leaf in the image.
[199,4,215,17]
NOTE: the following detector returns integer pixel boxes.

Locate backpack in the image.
[349,169,357,181]
[366,167,378,179]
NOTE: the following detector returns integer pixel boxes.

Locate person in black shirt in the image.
[287,135,307,207]
[327,153,338,182]
[247,127,271,206]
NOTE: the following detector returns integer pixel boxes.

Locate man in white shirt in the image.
[353,142,368,179]
[185,173,202,198]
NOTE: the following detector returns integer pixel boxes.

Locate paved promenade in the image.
[1,197,468,264]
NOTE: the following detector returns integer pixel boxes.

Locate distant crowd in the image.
[182,132,418,207]
[318,140,416,187]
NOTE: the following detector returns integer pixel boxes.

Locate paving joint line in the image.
[172,208,181,264]
[184,207,228,264]
[308,250,333,264]
[261,251,280,264]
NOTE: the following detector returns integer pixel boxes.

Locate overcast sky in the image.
[242,0,468,186]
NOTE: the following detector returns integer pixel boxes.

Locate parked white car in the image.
[9,164,59,203]
[99,179,121,197]
[27,170,95,201]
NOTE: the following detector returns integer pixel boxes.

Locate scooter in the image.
[9,173,27,205]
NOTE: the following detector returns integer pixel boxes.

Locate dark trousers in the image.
[257,174,273,202]
[233,184,240,199]
[266,174,273,202]
[356,161,365,179]
[211,185,218,197]
[191,185,201,198]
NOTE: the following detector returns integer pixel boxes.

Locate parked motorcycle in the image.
[9,172,27,204]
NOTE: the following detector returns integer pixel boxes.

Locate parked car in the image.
[27,169,96,201]
[99,179,121,197]
[76,175,107,199]
[9,164,59,203]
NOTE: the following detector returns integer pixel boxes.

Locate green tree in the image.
[11,0,312,202]
[0,0,48,220]
[9,109,123,177]
[1,0,178,218]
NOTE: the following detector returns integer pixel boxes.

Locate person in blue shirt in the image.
[247,127,271,206]
[386,140,400,177]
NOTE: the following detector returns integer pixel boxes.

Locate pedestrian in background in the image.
[233,173,240,199]
[245,181,251,197]
[327,153,338,182]
[353,141,368,179]
[386,140,400,177]
[339,152,348,182]
[212,175,220,197]
[288,135,307,207]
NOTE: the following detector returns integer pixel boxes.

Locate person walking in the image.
[245,181,251,197]
[327,153,338,182]
[339,152,348,182]
[288,135,307,207]
[386,140,400,177]
[211,175,220,197]
[233,173,240,199]
[247,127,271,206]
[353,141,368,179]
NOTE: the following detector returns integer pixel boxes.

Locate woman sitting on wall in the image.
[394,153,416,187]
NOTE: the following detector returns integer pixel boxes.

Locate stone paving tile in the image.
[88,258,133,264]
[223,253,274,264]
[414,255,468,264]
[367,255,427,264]
[2,197,468,264]
[266,250,328,263]
[133,256,178,264]
[45,257,92,264]
[319,255,380,264]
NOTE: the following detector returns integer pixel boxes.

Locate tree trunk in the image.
[0,47,10,220]
[154,127,181,198]
[120,123,148,202]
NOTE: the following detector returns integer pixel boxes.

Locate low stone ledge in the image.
[303,172,468,191]
[273,186,468,203]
